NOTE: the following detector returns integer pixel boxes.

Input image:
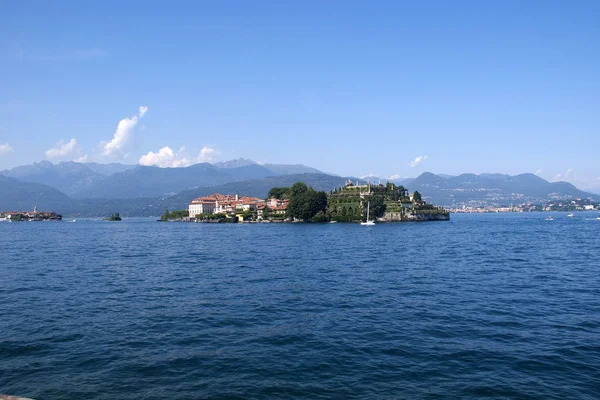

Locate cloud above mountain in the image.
[101,106,148,160]
[409,155,428,168]
[0,143,13,156]
[74,155,89,163]
[139,145,217,167]
[46,138,78,159]
[552,168,573,182]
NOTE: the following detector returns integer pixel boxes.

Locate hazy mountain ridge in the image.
[0,173,352,216]
[0,174,74,211]
[71,163,280,199]
[2,162,598,216]
[405,172,598,206]
[213,158,323,175]
[1,161,105,196]
[83,162,137,176]
[1,159,322,199]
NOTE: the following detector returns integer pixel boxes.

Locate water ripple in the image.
[0,213,599,399]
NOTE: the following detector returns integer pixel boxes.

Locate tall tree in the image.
[413,191,423,203]
[286,182,327,221]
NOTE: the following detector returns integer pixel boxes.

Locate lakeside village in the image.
[161,181,450,223]
[449,198,600,213]
[0,207,62,221]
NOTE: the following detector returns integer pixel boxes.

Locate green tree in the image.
[160,209,170,221]
[287,182,328,221]
[262,206,272,219]
[162,209,188,220]
[413,191,423,203]
[363,195,386,220]
[105,212,122,221]
[268,187,290,199]
[311,210,328,222]
[289,182,308,197]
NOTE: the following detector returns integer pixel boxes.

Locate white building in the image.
[189,200,216,217]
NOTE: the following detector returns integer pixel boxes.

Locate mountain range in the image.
[1,159,322,199]
[404,172,595,205]
[1,159,598,216]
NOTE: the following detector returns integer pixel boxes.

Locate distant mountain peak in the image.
[213,158,258,169]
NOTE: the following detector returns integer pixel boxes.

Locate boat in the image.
[361,201,376,226]
[596,214,600,220]
[546,216,555,221]
[329,220,338,224]
[567,213,574,218]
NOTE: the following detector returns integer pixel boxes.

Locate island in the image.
[104,213,122,221]
[184,180,449,223]
[0,208,62,221]
[328,181,450,222]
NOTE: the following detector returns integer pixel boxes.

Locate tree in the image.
[161,209,188,221]
[289,182,308,197]
[160,209,170,221]
[413,191,423,203]
[262,206,272,219]
[286,182,327,221]
[312,211,328,222]
[363,195,386,220]
[268,187,290,199]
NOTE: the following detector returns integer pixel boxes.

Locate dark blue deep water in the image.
[1,213,599,399]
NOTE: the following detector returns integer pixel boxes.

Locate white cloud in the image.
[409,155,428,168]
[535,168,544,175]
[552,168,574,182]
[360,174,378,179]
[74,154,89,163]
[198,145,216,162]
[46,138,78,159]
[139,145,217,168]
[0,143,13,155]
[102,106,148,160]
[388,174,402,180]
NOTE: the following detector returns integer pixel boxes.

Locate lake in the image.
[1,213,599,399]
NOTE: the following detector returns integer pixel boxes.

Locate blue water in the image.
[1,213,599,399]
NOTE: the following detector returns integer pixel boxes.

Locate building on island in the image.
[188,194,265,218]
[0,208,62,221]
[188,199,216,217]
[267,198,289,215]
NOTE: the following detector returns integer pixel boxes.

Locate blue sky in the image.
[1,1,598,189]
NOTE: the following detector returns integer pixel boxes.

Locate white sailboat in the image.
[361,201,376,226]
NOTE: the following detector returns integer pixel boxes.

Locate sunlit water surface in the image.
[1,213,599,399]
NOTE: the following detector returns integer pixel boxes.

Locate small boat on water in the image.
[567,213,574,218]
[329,220,338,224]
[546,216,555,221]
[361,201,376,226]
